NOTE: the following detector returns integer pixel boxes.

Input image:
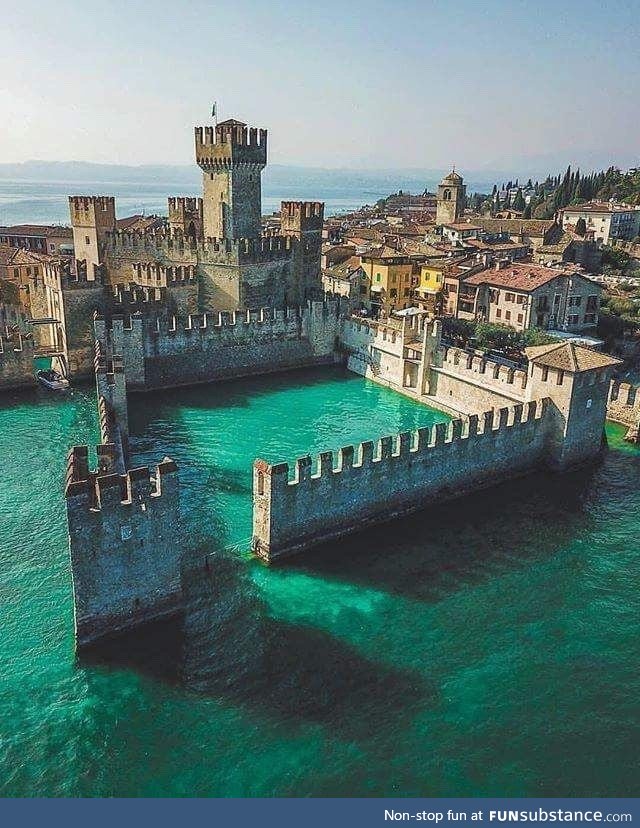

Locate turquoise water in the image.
[0,365,638,797]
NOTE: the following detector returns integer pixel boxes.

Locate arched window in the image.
[443,189,452,201]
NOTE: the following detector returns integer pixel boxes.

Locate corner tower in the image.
[436,170,465,225]
[69,196,116,276]
[195,119,267,240]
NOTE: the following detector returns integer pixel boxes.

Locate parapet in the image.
[439,345,528,391]
[260,399,549,491]
[132,262,198,287]
[69,195,116,228]
[65,444,177,511]
[194,122,267,169]
[280,201,325,234]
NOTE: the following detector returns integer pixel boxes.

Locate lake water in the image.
[0,169,495,225]
[0,365,638,797]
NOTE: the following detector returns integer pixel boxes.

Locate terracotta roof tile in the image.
[525,342,622,372]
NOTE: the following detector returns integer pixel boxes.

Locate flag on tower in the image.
[211,102,217,120]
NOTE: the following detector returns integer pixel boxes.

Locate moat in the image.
[0,365,638,797]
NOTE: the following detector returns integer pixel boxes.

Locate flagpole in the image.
[211,101,218,127]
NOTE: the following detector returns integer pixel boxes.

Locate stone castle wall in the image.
[252,399,552,561]
[97,299,345,391]
[0,328,36,389]
[66,324,182,649]
[66,446,181,647]
[607,380,640,442]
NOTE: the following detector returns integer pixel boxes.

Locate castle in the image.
[0,108,634,650]
[5,117,325,383]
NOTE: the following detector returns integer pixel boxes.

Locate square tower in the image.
[69,196,116,275]
[195,119,267,240]
[436,170,465,226]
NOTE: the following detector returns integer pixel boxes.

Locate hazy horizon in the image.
[2,0,639,172]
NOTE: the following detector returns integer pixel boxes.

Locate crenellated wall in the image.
[66,446,181,647]
[252,399,552,561]
[66,325,182,648]
[95,298,346,391]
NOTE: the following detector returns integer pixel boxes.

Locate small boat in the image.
[36,369,70,391]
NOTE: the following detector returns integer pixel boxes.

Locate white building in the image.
[560,201,640,245]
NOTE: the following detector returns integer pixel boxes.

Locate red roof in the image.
[464,262,586,291]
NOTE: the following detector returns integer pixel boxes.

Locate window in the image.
[85,236,90,245]
[557,370,564,385]
[390,288,397,298]
[13,268,19,279]
[541,366,549,381]
[496,308,502,318]
[584,313,596,323]
[403,288,410,297]
[376,273,381,282]
[505,292,515,302]
[505,311,511,320]
[568,295,582,307]
[568,314,579,325]
[516,294,525,304]
[517,313,523,324]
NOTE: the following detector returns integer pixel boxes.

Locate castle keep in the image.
[67,119,324,328]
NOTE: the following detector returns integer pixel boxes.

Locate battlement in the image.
[280,201,325,234]
[65,437,182,647]
[42,259,105,290]
[111,282,168,307]
[65,445,177,510]
[195,123,267,169]
[102,226,297,266]
[132,262,198,286]
[252,398,552,560]
[167,196,203,213]
[69,196,116,227]
[439,345,528,392]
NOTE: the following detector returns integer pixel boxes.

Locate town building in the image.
[360,253,416,316]
[456,260,601,332]
[560,202,640,245]
[0,225,74,256]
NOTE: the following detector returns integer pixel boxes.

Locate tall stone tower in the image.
[195,119,267,240]
[280,201,325,303]
[436,170,465,225]
[69,196,116,276]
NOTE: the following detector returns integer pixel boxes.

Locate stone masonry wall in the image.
[252,399,552,561]
[99,299,345,391]
[0,329,36,389]
[66,447,181,647]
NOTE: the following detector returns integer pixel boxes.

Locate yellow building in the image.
[360,255,415,315]
[413,261,446,312]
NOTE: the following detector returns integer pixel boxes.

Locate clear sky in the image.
[1,0,638,172]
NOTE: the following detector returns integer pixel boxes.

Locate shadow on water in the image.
[283,464,603,603]
[81,548,433,742]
